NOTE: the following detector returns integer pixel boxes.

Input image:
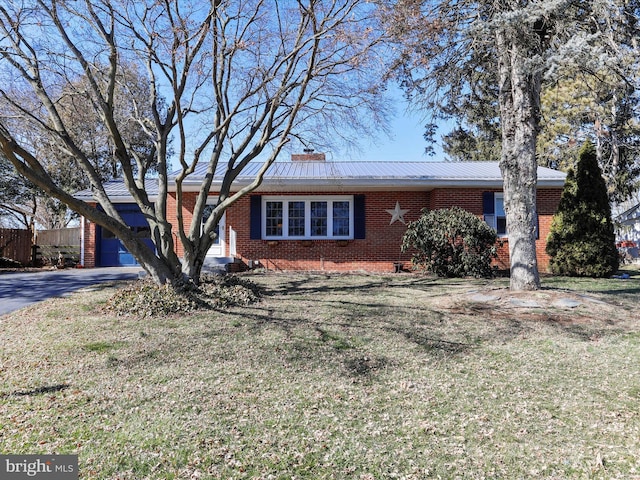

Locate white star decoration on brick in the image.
[386,201,409,225]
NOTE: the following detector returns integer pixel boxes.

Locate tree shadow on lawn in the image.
[257,272,445,298]
[222,299,484,379]
[104,273,634,384]
[1,383,70,398]
[386,324,473,354]
[538,313,629,342]
[233,273,635,358]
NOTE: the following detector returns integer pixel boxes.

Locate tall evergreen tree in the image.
[432,40,640,204]
[538,69,640,203]
[546,141,619,277]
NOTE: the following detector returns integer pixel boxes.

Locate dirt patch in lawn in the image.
[433,285,627,325]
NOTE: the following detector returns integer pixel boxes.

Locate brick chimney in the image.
[291,149,326,162]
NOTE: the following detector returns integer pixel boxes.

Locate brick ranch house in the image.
[76,153,566,273]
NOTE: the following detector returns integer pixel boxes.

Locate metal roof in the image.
[74,161,566,200]
[74,179,159,202]
[179,161,566,191]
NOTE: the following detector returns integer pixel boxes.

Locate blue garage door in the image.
[98,204,155,267]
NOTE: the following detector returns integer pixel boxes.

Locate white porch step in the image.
[202,256,237,274]
[204,256,235,265]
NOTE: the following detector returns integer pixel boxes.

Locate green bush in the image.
[546,141,619,277]
[402,206,498,278]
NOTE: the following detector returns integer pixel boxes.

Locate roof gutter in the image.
[173,177,565,192]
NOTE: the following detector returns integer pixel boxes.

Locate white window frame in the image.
[262,195,354,240]
[486,193,508,237]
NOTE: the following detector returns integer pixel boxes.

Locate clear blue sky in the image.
[346,108,433,162]
[338,87,449,163]
[175,87,449,167]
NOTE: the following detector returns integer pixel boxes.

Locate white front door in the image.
[203,207,226,258]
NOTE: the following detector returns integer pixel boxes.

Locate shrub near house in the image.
[402,207,498,278]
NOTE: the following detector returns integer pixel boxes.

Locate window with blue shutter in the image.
[483,192,539,239]
[249,194,365,240]
[483,191,507,236]
[259,195,357,240]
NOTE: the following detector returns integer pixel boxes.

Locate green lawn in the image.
[1,271,640,479]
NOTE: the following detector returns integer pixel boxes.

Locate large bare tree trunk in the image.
[496,30,542,291]
[119,234,177,285]
[0,0,387,290]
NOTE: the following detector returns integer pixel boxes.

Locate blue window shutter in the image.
[483,192,495,215]
[250,195,262,240]
[354,194,365,239]
[482,191,496,229]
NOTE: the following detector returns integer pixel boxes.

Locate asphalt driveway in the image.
[0,267,141,316]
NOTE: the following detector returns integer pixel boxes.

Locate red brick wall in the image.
[87,187,562,273]
[83,204,97,268]
[428,188,484,214]
[167,192,196,258]
[536,188,563,272]
[222,188,562,273]
[224,191,428,272]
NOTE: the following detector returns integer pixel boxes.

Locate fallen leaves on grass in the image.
[2,272,640,479]
[103,274,262,317]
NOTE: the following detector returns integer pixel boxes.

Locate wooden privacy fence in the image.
[37,227,81,246]
[0,228,32,265]
[34,227,81,267]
